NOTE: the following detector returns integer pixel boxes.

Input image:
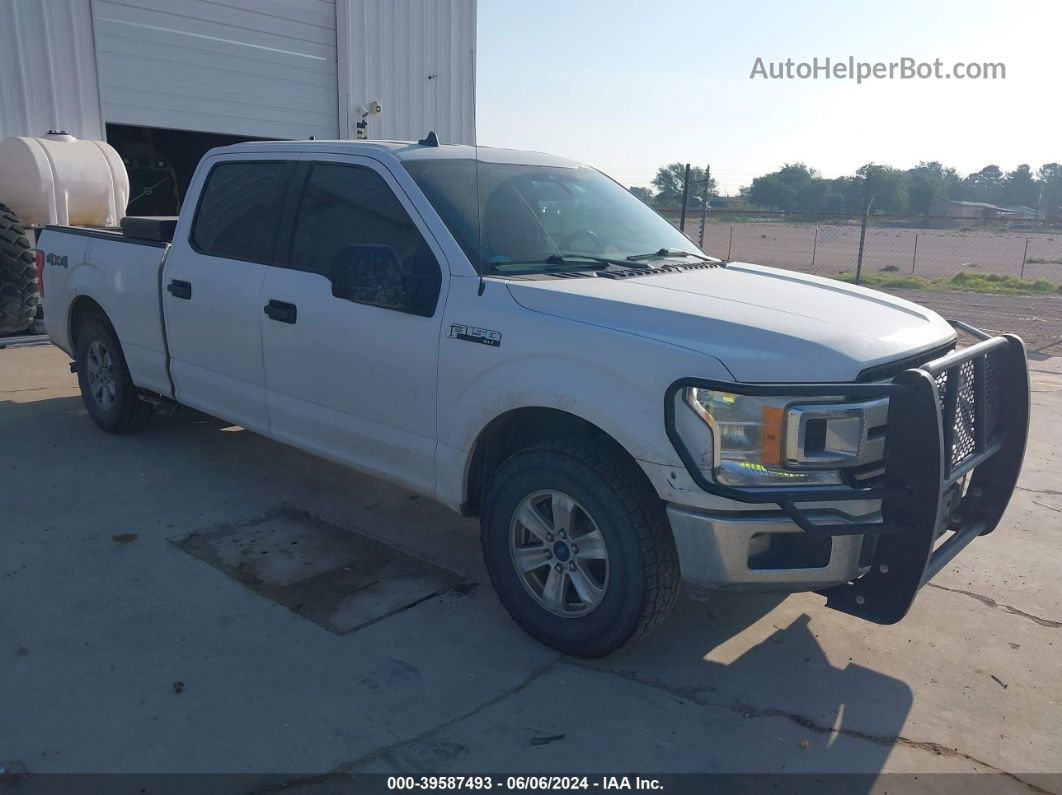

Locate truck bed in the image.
[38,221,173,397]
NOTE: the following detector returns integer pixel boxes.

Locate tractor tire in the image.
[0,203,39,336]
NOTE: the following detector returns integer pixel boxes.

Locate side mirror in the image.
[331,244,407,308]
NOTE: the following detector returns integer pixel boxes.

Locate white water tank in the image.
[0,132,129,228]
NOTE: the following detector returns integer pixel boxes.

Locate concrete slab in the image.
[1,344,1060,784]
[351,661,999,775]
[174,508,467,634]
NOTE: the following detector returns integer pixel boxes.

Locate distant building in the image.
[1001,206,1045,221]
[930,200,1013,221]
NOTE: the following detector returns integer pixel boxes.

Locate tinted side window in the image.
[290,163,440,313]
[191,162,286,262]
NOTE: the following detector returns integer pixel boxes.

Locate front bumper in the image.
[664,325,1031,624]
[667,505,870,591]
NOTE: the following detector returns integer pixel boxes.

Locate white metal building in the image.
[0,0,476,210]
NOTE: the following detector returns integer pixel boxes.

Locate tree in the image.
[906,161,962,215]
[651,163,715,207]
[962,165,1005,205]
[1039,163,1062,216]
[854,163,908,213]
[628,186,653,204]
[825,176,856,212]
[748,173,797,210]
[747,163,831,211]
[778,163,829,209]
[1001,164,1040,208]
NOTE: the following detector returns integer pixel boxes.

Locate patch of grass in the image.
[1026,257,1062,265]
[836,272,926,289]
[880,264,900,272]
[833,271,1062,296]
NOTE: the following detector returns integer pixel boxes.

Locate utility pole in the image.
[855,179,872,285]
[698,165,711,248]
[678,163,691,233]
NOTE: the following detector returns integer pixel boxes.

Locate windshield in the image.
[403,159,705,273]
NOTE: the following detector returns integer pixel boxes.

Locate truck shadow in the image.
[589,592,916,777]
[363,592,916,781]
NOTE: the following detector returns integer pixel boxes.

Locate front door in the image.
[260,156,447,494]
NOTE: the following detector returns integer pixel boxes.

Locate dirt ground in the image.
[692,222,1062,283]
[668,218,1062,352]
[878,288,1062,353]
[2,343,1061,789]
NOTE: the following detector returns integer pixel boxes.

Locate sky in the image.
[476,0,1060,194]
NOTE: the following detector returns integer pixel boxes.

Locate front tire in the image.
[481,440,680,657]
[75,315,153,433]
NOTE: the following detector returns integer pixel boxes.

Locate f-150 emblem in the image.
[448,324,501,347]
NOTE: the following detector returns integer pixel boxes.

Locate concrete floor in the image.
[1,344,1060,789]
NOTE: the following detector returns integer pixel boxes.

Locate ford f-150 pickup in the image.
[37,138,1030,657]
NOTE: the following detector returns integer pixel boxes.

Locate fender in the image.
[435,343,735,512]
[61,246,172,396]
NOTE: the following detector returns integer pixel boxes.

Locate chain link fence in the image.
[657,205,1062,352]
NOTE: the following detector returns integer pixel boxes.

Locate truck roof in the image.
[209,139,582,169]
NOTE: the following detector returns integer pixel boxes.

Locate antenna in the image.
[474,142,485,296]
[418,130,440,147]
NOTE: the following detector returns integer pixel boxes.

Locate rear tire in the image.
[75,314,154,433]
[0,203,38,336]
[481,439,680,657]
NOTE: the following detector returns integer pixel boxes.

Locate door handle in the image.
[264,299,297,324]
[167,279,192,300]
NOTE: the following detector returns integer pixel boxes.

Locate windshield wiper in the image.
[626,248,715,262]
[549,253,634,268]
[489,253,647,274]
[488,255,610,274]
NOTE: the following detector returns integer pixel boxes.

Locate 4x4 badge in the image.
[448,324,501,348]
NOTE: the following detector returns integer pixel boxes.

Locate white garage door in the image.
[91,0,339,139]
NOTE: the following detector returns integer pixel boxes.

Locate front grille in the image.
[933,347,1003,471]
[984,349,1001,440]
[939,361,978,466]
[844,342,956,490]
[845,344,1004,488]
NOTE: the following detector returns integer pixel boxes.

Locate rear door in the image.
[163,155,296,433]
[259,155,447,495]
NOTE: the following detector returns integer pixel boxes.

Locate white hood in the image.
[505,262,956,382]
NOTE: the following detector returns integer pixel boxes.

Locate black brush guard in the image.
[663,324,1030,624]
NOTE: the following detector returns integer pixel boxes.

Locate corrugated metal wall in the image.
[0,0,103,141]
[0,0,476,146]
[91,0,341,139]
[338,0,476,145]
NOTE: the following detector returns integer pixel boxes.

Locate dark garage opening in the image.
[106,123,272,217]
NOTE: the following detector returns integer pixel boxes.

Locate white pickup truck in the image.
[38,138,1030,657]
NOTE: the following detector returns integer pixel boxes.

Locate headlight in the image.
[685,387,886,488]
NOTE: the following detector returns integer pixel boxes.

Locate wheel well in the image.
[68,296,109,350]
[463,407,642,517]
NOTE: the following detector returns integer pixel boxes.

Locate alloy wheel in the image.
[509,489,610,617]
